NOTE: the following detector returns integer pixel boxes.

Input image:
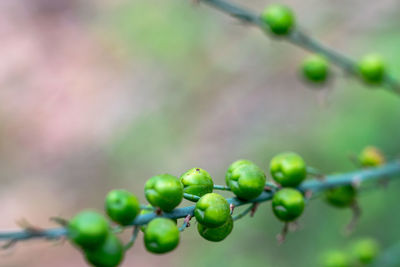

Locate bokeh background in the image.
[1,0,400,266]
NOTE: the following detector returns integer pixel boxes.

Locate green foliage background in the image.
[1,0,400,266]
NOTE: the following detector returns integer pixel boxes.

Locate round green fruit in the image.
[358,146,385,167]
[198,216,233,242]
[144,174,183,212]
[180,168,213,197]
[226,160,266,200]
[301,55,330,83]
[270,152,307,187]
[261,4,295,35]
[325,185,356,208]
[358,54,385,84]
[84,233,124,267]
[352,238,380,264]
[144,218,180,254]
[105,190,140,226]
[68,210,109,249]
[194,193,230,228]
[272,188,305,222]
[321,250,351,267]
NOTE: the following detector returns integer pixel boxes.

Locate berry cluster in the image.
[322,238,380,267]
[260,4,388,87]
[64,147,385,267]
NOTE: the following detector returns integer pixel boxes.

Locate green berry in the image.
[84,233,124,267]
[68,210,109,249]
[105,190,140,226]
[261,4,295,35]
[325,185,356,208]
[226,160,266,200]
[272,188,305,222]
[270,152,307,187]
[197,216,233,242]
[352,238,380,264]
[358,146,385,167]
[144,174,183,212]
[144,218,180,254]
[194,193,230,228]
[180,168,214,197]
[358,54,385,84]
[321,250,351,267]
[302,55,330,83]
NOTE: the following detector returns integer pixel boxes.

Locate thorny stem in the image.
[197,0,400,95]
[1,161,400,247]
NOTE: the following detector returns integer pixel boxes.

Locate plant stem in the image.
[198,0,400,94]
[1,161,399,245]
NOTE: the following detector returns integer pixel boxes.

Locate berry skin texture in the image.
[144,218,180,254]
[68,210,110,249]
[84,233,124,267]
[261,4,295,35]
[358,54,386,84]
[272,188,305,222]
[301,55,330,83]
[321,250,351,267]
[197,215,233,242]
[144,174,183,212]
[325,185,356,208]
[352,238,380,264]
[226,160,266,200]
[270,152,307,187]
[358,146,385,167]
[105,190,140,226]
[194,193,230,228]
[180,168,214,197]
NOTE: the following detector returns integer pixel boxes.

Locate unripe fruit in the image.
[301,55,330,83]
[180,168,214,197]
[226,160,266,200]
[270,152,307,187]
[144,218,180,254]
[105,190,140,226]
[144,174,183,212]
[352,238,380,264]
[194,193,230,228]
[358,146,385,167]
[261,4,295,35]
[358,54,385,84]
[68,210,110,249]
[198,216,233,242]
[321,250,351,267]
[325,185,356,208]
[84,233,124,267]
[272,188,305,222]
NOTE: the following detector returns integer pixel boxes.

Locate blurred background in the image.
[0,0,400,266]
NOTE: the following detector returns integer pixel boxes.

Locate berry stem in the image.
[183,193,201,202]
[213,185,231,191]
[124,226,140,251]
[232,204,254,221]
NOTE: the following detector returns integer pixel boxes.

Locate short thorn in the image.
[155,207,163,216]
[184,214,192,228]
[276,223,289,245]
[230,204,235,215]
[250,203,259,217]
[305,190,313,201]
